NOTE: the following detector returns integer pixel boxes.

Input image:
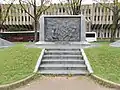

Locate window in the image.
[104,32,106,38]
[0,7,1,13]
[21,9,23,13]
[89,17,91,20]
[108,32,109,38]
[112,16,113,20]
[18,16,20,21]
[22,16,24,21]
[94,16,96,21]
[98,7,100,13]
[76,6,79,11]
[98,32,100,37]
[86,9,88,14]
[108,16,110,21]
[98,16,100,21]
[95,7,97,12]
[63,7,65,13]
[117,32,119,38]
[25,16,27,21]
[101,16,103,21]
[59,8,61,13]
[15,17,17,21]
[11,16,13,21]
[29,16,30,21]
[102,8,104,12]
[89,9,91,14]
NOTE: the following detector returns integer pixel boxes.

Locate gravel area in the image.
[15,76,116,90]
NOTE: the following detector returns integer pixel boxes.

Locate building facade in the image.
[0,4,33,32]
[45,3,120,39]
[0,3,120,41]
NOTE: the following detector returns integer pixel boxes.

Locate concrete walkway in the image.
[15,76,116,90]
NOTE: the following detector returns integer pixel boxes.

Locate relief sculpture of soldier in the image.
[45,17,80,42]
[52,29,59,41]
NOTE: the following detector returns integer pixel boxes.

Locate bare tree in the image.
[0,0,15,31]
[59,0,82,15]
[94,0,120,42]
[19,0,51,42]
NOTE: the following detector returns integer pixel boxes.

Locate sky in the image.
[1,0,119,5]
[52,0,93,4]
[0,0,94,4]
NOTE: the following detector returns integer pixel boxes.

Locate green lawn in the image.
[85,42,120,83]
[0,43,41,85]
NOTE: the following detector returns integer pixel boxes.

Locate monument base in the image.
[35,41,91,49]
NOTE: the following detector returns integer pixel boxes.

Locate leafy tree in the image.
[19,0,51,42]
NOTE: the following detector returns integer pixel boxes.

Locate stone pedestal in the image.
[36,15,90,48]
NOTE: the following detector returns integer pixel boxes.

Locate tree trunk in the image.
[110,23,117,42]
[110,4,118,42]
[34,19,38,42]
[0,6,1,31]
[33,0,37,42]
[110,29,116,42]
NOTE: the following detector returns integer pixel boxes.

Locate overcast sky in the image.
[0,0,94,4]
[52,0,93,4]
[1,0,118,5]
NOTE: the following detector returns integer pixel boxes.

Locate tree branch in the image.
[19,0,35,19]
[93,0,114,12]
[37,5,50,17]
[22,0,34,7]
[36,0,51,17]
[59,0,72,14]
[1,0,15,25]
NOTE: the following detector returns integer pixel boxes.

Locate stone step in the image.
[37,48,89,75]
[46,49,81,51]
[39,64,86,70]
[42,58,82,61]
[43,55,83,59]
[39,70,88,75]
[44,51,81,55]
[41,59,85,64]
[45,50,81,53]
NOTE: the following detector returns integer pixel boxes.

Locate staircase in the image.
[38,49,90,75]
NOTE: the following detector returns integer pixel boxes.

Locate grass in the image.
[85,42,120,83]
[0,43,41,85]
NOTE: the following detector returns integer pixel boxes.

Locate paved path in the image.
[15,76,116,90]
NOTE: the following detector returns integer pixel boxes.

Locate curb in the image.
[81,49,93,74]
[90,74,120,89]
[0,73,39,90]
[34,49,45,72]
